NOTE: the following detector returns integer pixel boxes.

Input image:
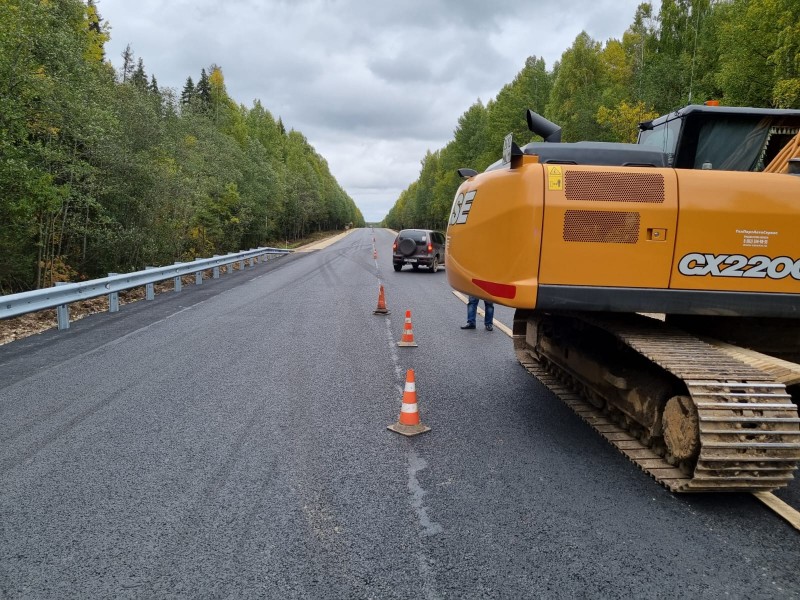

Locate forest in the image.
[383,0,800,231]
[0,0,364,294]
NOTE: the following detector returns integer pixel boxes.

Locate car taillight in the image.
[393,241,397,251]
[427,243,433,253]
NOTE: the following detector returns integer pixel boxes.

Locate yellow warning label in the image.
[548,165,563,191]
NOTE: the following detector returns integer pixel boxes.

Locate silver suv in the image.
[392,229,446,272]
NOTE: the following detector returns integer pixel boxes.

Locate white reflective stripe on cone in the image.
[404,383,416,392]
[401,403,419,413]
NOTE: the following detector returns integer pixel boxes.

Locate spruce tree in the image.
[131,57,147,89]
[180,77,195,105]
[196,68,211,108]
[120,44,134,82]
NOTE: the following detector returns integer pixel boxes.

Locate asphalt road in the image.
[1,228,798,599]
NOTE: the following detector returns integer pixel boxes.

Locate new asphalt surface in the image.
[1,228,799,599]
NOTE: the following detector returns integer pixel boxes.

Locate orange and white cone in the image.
[373,284,390,315]
[397,309,418,347]
[388,369,430,436]
[373,248,378,259]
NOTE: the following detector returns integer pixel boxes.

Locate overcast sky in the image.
[99,0,658,223]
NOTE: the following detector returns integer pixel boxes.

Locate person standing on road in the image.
[461,295,494,331]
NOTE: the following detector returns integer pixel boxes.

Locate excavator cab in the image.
[637,104,800,172]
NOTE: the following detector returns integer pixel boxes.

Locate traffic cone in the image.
[397,309,418,347]
[373,284,390,315]
[388,369,430,436]
[373,249,378,259]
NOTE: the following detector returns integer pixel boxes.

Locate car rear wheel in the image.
[430,256,439,273]
[393,264,402,272]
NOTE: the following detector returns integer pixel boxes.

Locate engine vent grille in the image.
[565,172,665,203]
[563,210,640,244]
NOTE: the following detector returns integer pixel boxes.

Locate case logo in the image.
[678,252,800,280]
[449,190,477,226]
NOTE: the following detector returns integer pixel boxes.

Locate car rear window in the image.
[400,230,427,242]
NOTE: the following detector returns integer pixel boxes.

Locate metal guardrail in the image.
[0,247,291,330]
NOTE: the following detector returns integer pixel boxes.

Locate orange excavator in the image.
[446,104,800,492]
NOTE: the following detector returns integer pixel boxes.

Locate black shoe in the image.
[485,324,493,331]
[460,323,476,329]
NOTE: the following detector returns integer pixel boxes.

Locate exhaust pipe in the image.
[526,110,562,143]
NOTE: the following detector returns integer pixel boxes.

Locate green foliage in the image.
[597,101,660,143]
[0,0,363,293]
[547,32,607,142]
[385,0,800,228]
[716,0,800,108]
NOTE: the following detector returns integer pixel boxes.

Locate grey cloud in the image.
[368,55,434,85]
[99,0,660,221]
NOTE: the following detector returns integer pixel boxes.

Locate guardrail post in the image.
[108,273,119,313]
[239,258,245,271]
[174,263,182,293]
[145,267,155,300]
[212,256,220,279]
[195,271,203,285]
[54,282,69,330]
